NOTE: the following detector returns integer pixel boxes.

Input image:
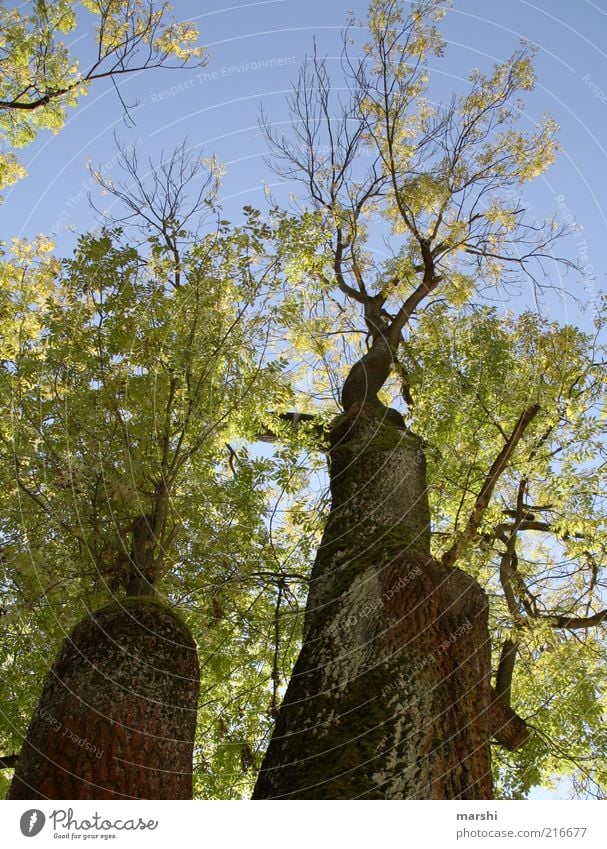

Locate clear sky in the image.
[4,0,607,801]
[6,0,607,339]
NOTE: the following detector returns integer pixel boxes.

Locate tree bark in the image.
[254,403,510,799]
[9,599,199,800]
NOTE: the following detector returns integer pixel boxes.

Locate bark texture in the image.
[9,599,199,800]
[254,403,504,799]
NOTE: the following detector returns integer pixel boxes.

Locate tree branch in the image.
[489,687,530,751]
[495,638,519,706]
[491,519,586,542]
[542,610,607,630]
[442,404,540,568]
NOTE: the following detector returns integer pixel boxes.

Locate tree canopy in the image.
[1,0,606,800]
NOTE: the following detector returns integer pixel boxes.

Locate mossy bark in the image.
[9,600,199,800]
[253,403,495,799]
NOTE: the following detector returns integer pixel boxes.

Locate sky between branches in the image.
[3,0,605,347]
[3,0,607,799]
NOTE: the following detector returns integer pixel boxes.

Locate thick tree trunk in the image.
[254,403,507,799]
[9,599,199,800]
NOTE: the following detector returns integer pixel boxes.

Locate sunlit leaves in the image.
[0,1,203,194]
[0,202,313,796]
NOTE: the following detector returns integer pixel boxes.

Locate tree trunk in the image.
[9,599,199,800]
[254,403,502,799]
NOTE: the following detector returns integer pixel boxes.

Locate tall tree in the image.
[1,147,297,797]
[253,0,607,799]
[2,0,606,802]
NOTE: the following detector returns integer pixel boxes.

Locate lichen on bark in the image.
[254,403,505,799]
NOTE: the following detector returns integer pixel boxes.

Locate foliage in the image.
[0,148,321,798]
[409,304,607,795]
[1,0,606,800]
[0,0,203,195]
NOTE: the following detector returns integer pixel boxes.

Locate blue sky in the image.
[6,0,607,335]
[4,0,607,801]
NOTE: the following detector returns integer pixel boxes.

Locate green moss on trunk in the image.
[254,404,495,800]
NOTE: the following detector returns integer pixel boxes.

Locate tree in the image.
[0,146,300,798]
[253,0,607,799]
[0,12,206,790]
[2,0,606,802]
[0,0,305,802]
[0,0,203,194]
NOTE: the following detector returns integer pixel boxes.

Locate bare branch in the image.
[495,638,519,706]
[442,405,541,568]
[538,610,607,631]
